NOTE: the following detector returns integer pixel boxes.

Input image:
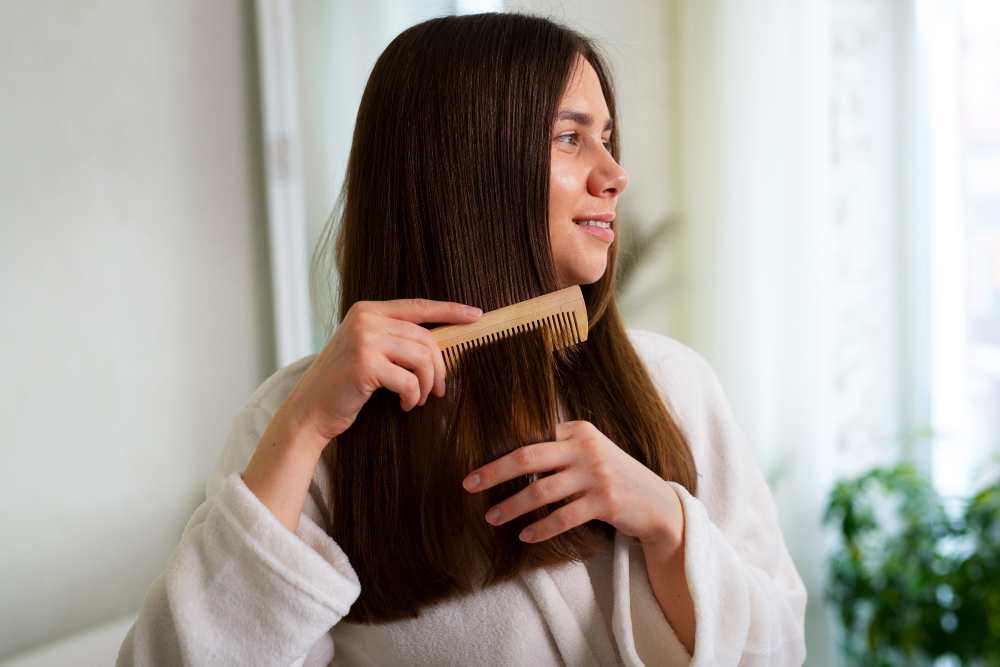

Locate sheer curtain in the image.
[673,3,840,662]
[664,2,927,663]
[663,2,926,663]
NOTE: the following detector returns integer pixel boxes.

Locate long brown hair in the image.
[310,13,697,624]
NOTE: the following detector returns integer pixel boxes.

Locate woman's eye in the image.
[553,133,612,150]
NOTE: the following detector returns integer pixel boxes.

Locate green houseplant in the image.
[825,464,1000,666]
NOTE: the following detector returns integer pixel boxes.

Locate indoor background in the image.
[1,0,997,665]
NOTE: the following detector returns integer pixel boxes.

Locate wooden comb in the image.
[432,286,589,375]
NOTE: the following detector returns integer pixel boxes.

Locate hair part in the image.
[310,12,697,624]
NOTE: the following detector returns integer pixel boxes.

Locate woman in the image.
[119,12,806,667]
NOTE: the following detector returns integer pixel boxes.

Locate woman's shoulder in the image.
[626,329,718,393]
[625,332,753,510]
[244,353,320,418]
[625,329,732,433]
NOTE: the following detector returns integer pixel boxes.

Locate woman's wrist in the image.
[639,484,696,654]
[241,410,330,532]
[270,402,334,458]
[637,484,686,566]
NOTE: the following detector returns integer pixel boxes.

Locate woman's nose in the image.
[589,149,628,197]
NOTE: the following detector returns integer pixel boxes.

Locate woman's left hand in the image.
[462,420,684,561]
[464,419,697,654]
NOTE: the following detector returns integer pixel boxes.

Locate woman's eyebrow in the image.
[555,109,613,132]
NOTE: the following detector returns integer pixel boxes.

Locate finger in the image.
[555,420,592,441]
[368,298,483,326]
[463,442,575,492]
[518,496,599,543]
[381,336,437,406]
[484,469,588,526]
[374,358,423,411]
[371,318,448,397]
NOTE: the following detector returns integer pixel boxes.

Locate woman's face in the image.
[548,56,628,288]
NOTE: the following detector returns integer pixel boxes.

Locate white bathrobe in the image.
[117,330,807,667]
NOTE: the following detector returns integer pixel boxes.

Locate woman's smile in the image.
[573,215,615,243]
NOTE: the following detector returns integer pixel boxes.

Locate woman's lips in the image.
[575,219,614,243]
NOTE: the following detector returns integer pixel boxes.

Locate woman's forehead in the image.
[555,58,611,127]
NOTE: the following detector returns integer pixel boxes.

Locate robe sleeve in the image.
[117,363,361,667]
[628,331,807,667]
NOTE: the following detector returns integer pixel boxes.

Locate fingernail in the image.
[486,508,500,524]
[463,474,480,491]
[463,306,482,317]
[519,529,534,542]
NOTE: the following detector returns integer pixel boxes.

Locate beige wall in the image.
[0,1,274,658]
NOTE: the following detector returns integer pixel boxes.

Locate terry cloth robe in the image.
[117,330,807,667]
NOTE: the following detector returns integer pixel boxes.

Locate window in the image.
[924,0,1000,498]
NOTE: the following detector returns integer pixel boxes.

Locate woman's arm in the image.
[633,331,808,667]
[116,406,362,667]
[636,494,697,656]
[119,299,482,667]
[244,298,483,532]
[241,409,328,532]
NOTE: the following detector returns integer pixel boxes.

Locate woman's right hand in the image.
[283,299,483,447]
[242,299,482,531]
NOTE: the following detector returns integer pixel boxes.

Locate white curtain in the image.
[674,3,839,662]
[672,1,926,663]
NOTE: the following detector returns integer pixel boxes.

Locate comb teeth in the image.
[431,286,588,376]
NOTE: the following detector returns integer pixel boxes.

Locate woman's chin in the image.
[557,264,608,288]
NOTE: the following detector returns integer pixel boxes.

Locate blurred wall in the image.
[0,1,274,659]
